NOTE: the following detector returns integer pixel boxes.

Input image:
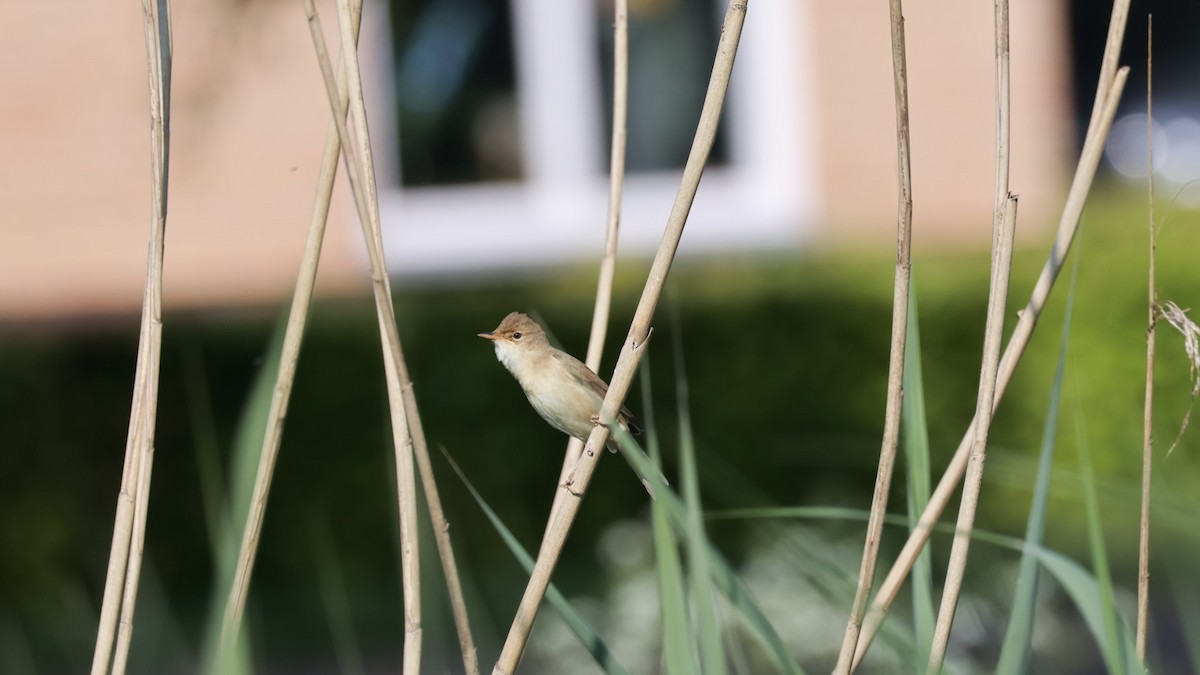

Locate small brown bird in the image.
[478,312,641,453]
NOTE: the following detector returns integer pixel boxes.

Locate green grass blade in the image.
[1036,547,1139,674]
[180,342,230,568]
[902,282,934,669]
[673,324,726,675]
[711,505,1140,673]
[671,449,961,673]
[1167,558,1200,673]
[611,427,806,675]
[1073,392,1136,675]
[704,555,804,675]
[309,512,367,675]
[653,462,694,674]
[0,609,38,675]
[723,603,755,675]
[197,311,289,675]
[996,255,1078,674]
[640,357,695,674]
[441,449,632,675]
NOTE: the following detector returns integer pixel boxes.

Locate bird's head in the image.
[478,312,549,370]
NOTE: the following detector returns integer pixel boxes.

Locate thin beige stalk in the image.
[992,0,1011,217]
[90,454,135,675]
[854,1,1133,662]
[1136,15,1155,664]
[404,385,480,675]
[216,0,362,656]
[312,6,480,667]
[321,5,475,667]
[587,0,629,373]
[335,1,424,670]
[91,2,170,673]
[342,5,424,671]
[305,2,442,671]
[926,3,1014,669]
[851,61,1132,673]
[543,0,630,556]
[832,0,913,670]
[491,4,748,673]
[111,441,155,675]
[927,194,1017,674]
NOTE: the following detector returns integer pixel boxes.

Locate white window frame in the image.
[360,0,820,276]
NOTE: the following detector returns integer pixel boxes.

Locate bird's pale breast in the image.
[522,357,602,441]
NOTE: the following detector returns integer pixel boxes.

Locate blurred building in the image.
[0,0,1072,320]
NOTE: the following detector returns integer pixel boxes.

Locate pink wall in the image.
[0,0,363,319]
[0,0,1073,319]
[808,0,1072,245]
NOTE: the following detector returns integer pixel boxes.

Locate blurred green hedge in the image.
[2,184,1197,671]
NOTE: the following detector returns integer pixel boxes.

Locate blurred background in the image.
[2,0,1200,673]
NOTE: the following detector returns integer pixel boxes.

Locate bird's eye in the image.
[512,331,523,340]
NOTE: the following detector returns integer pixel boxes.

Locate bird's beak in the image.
[478,331,498,340]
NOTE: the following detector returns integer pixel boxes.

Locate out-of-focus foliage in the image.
[1,184,1198,671]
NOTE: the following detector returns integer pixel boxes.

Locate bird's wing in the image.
[552,350,642,435]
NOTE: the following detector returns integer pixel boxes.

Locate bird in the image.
[478,311,642,453]
[478,311,665,498]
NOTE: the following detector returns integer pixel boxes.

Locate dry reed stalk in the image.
[337,6,424,673]
[313,2,490,670]
[90,2,171,673]
[328,1,425,670]
[543,0,630,557]
[927,194,1017,674]
[925,3,1015,670]
[853,71,1129,672]
[404,381,480,675]
[491,3,748,673]
[111,439,156,675]
[217,0,362,655]
[308,6,480,669]
[992,0,1011,215]
[831,0,913,670]
[1136,15,1154,663]
[851,0,1132,665]
[588,0,629,374]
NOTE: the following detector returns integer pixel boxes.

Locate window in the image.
[388,0,521,186]
[596,0,729,172]
[365,0,820,275]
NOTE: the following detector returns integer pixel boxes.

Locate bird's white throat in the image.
[491,341,522,377]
